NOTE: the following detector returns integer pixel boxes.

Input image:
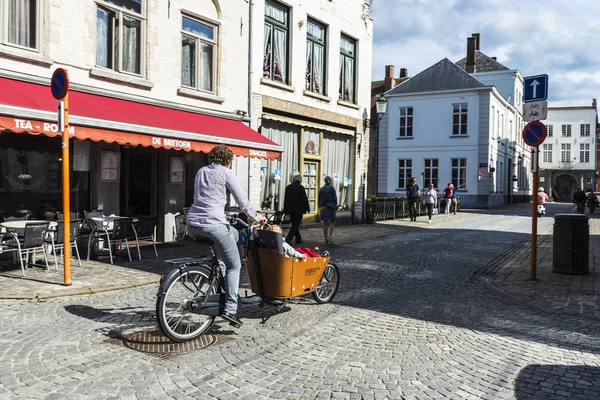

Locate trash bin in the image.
[552,213,589,274]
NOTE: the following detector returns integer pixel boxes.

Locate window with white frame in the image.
[542,143,552,163]
[561,124,571,137]
[561,143,571,162]
[587,177,593,184]
[580,124,590,136]
[339,34,356,103]
[181,15,217,92]
[96,0,144,75]
[2,0,38,49]
[424,159,438,188]
[399,107,413,137]
[546,124,553,137]
[491,106,495,137]
[451,158,467,189]
[580,143,590,163]
[263,1,289,84]
[398,159,412,189]
[305,19,326,95]
[452,103,468,135]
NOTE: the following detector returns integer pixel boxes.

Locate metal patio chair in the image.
[134,216,158,259]
[46,219,82,268]
[3,221,51,277]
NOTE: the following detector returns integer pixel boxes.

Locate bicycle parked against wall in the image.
[156,215,340,342]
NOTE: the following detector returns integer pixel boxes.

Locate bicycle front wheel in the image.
[156,266,219,342]
[312,261,340,304]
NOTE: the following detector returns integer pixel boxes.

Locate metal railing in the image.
[366,196,460,222]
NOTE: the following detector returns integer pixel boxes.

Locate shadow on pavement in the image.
[514,364,600,398]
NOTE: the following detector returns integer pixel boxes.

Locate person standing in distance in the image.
[186,144,266,328]
[443,183,453,215]
[424,183,438,223]
[406,177,420,221]
[283,174,310,245]
[318,176,338,244]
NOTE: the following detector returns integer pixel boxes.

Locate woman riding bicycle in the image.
[186,144,266,328]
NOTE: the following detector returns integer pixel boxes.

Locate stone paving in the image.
[0,203,598,399]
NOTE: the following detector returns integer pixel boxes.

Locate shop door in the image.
[121,150,155,216]
[302,160,319,214]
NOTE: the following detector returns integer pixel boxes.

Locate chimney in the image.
[399,68,408,78]
[466,37,476,73]
[593,98,597,108]
[384,65,395,89]
[385,65,395,79]
[472,33,480,50]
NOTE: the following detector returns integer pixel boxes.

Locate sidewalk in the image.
[0,221,410,299]
[0,208,598,320]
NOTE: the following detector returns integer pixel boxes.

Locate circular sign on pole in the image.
[51,68,70,100]
[522,120,547,147]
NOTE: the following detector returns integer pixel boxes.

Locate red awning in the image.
[0,77,281,159]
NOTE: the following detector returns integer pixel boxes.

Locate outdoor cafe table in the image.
[0,220,57,230]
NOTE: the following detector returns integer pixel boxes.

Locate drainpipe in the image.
[247,0,254,196]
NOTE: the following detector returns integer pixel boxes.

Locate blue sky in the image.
[370,0,600,107]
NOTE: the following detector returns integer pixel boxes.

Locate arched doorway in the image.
[553,174,577,202]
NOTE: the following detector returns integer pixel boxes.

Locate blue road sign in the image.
[522,120,547,147]
[51,68,69,100]
[523,74,548,102]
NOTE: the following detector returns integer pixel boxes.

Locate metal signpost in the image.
[51,68,72,286]
[522,120,547,281]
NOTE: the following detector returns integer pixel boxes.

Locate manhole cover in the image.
[119,329,217,354]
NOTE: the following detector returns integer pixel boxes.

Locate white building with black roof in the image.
[376,34,531,208]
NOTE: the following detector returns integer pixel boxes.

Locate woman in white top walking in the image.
[424,183,438,223]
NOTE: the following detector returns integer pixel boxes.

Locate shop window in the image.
[181,14,217,93]
[263,0,289,84]
[303,130,320,155]
[101,151,120,181]
[96,0,144,75]
[339,34,356,103]
[3,0,38,49]
[170,157,184,183]
[305,18,326,95]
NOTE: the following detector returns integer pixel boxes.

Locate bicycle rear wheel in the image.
[156,266,219,342]
[312,261,340,303]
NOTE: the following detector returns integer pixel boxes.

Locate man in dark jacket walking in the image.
[283,175,310,245]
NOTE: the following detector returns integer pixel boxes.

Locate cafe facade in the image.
[0,0,282,241]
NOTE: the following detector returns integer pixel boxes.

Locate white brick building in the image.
[539,103,599,201]
[249,0,373,223]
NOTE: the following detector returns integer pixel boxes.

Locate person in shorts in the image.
[318,176,338,244]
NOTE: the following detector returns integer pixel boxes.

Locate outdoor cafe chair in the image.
[45,219,82,268]
[3,221,51,277]
[173,213,187,241]
[88,217,138,264]
[135,216,158,259]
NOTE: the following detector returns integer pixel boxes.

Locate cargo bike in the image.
[156,215,340,342]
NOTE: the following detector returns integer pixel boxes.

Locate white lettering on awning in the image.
[13,118,75,135]
[152,137,191,148]
[250,149,267,157]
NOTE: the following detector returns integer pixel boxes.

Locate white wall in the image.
[250,0,372,124]
[540,107,597,170]
[384,91,480,192]
[1,0,249,114]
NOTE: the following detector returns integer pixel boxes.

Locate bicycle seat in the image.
[192,234,215,246]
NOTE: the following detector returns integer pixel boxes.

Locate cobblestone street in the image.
[0,203,598,399]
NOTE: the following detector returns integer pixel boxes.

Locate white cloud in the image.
[370,0,600,106]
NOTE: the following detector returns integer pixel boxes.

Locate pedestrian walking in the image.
[451,183,465,214]
[318,176,338,244]
[406,177,420,221]
[283,175,310,245]
[443,183,453,215]
[424,183,438,223]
